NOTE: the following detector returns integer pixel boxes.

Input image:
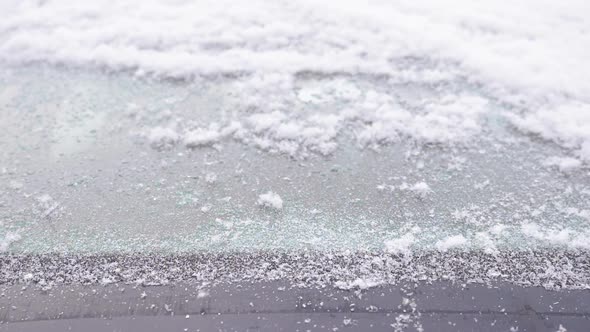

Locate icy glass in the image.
[0,66,589,255]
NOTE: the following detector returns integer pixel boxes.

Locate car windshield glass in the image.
[1,3,590,326]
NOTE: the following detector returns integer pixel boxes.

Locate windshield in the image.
[1,1,589,331]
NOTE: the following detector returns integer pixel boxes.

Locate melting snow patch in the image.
[257,191,283,210]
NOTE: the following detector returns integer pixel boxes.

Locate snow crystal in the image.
[257,191,283,210]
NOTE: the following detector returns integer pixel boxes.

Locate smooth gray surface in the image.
[1,281,588,331]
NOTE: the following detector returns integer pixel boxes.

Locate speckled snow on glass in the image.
[1,1,590,292]
[0,66,589,255]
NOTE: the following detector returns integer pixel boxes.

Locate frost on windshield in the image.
[0,0,589,291]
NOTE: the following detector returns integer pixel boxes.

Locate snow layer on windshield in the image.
[1,0,590,161]
[1,1,590,290]
[1,0,588,98]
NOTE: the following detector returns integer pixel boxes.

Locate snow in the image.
[197,289,209,298]
[543,156,583,173]
[384,232,416,255]
[507,102,590,163]
[334,278,383,290]
[521,223,590,249]
[1,0,589,159]
[1,0,588,99]
[148,126,179,151]
[435,235,468,252]
[1,0,590,293]
[8,180,23,190]
[0,232,21,252]
[2,250,590,290]
[257,191,283,210]
[204,172,217,184]
[183,125,222,148]
[403,182,432,199]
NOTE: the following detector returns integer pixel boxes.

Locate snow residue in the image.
[148,126,179,151]
[543,156,582,173]
[474,232,498,255]
[561,207,590,223]
[156,92,488,157]
[204,172,217,184]
[1,0,588,100]
[507,102,590,163]
[489,224,507,236]
[197,289,209,299]
[334,278,383,291]
[8,180,23,190]
[2,1,589,158]
[183,125,222,148]
[384,232,416,256]
[2,250,590,290]
[521,223,590,249]
[0,232,21,252]
[402,181,432,199]
[257,191,283,210]
[355,94,490,149]
[435,235,467,252]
